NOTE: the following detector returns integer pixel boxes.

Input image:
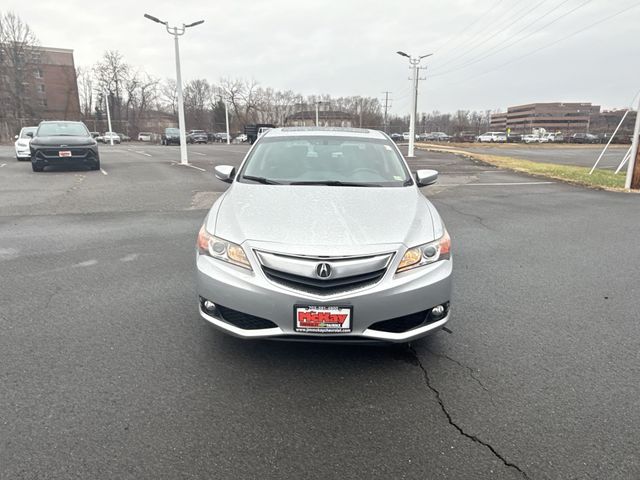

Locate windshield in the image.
[20,127,37,138]
[239,136,412,187]
[37,122,89,137]
[166,128,179,134]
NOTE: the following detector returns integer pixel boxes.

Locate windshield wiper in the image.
[289,180,382,187]
[242,175,282,185]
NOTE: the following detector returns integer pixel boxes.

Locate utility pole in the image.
[359,98,363,128]
[104,91,113,146]
[144,13,204,166]
[397,51,432,158]
[625,95,640,190]
[382,91,391,133]
[225,100,230,145]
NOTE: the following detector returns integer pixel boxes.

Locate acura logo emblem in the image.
[316,263,332,279]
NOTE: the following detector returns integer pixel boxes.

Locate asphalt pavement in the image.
[1,142,639,479]
[457,143,630,169]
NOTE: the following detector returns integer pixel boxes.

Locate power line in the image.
[446,1,640,86]
[435,0,573,74]
[432,0,506,55]
[431,0,595,78]
[432,0,529,62]
[432,0,541,70]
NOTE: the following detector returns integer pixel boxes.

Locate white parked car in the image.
[522,134,542,144]
[234,133,248,143]
[402,132,411,141]
[138,132,153,142]
[14,126,37,161]
[102,131,121,144]
[477,131,507,143]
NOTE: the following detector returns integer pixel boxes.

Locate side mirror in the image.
[416,169,438,186]
[26,132,34,138]
[214,165,235,183]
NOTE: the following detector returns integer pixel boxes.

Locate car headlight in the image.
[396,230,451,273]
[197,225,252,270]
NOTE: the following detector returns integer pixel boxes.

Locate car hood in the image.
[32,136,94,146]
[210,183,438,252]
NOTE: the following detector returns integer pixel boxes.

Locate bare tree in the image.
[183,78,211,129]
[93,50,129,128]
[159,78,177,115]
[77,66,94,118]
[0,12,41,120]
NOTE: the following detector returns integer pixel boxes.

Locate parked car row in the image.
[388,130,618,144]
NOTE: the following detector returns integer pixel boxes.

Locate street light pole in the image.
[397,51,432,158]
[144,14,204,166]
[625,94,640,190]
[104,91,113,146]
[224,100,230,145]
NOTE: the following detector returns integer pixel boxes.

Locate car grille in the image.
[37,148,94,159]
[216,305,278,330]
[262,266,386,296]
[256,250,393,297]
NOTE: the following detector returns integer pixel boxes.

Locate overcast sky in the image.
[4,0,639,114]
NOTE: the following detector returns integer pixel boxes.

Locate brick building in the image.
[489,102,635,140]
[488,112,507,131]
[35,47,81,121]
[285,110,353,127]
[0,45,81,140]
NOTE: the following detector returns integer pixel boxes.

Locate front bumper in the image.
[15,146,30,158]
[196,252,452,343]
[31,147,99,167]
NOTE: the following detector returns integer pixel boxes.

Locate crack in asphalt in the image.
[436,200,493,231]
[406,344,531,480]
[426,348,491,394]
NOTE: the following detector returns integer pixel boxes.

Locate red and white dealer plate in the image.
[294,305,352,334]
[58,151,72,157]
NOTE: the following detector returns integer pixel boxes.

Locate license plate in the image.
[58,151,72,157]
[294,305,352,334]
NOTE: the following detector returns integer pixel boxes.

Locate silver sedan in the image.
[196,127,452,343]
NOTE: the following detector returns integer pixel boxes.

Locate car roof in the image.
[39,120,84,125]
[263,126,388,140]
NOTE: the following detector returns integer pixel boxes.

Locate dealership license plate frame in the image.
[58,150,72,157]
[294,305,353,334]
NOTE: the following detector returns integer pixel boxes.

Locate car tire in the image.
[91,161,100,171]
[32,163,44,172]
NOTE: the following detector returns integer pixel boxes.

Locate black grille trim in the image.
[262,266,386,295]
[215,305,278,330]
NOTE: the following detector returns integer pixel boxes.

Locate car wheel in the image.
[32,163,44,172]
[91,161,100,171]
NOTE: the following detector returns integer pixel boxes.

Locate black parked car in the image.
[187,130,208,144]
[29,121,100,172]
[570,133,599,144]
[161,127,181,145]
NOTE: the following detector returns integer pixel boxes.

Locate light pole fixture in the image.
[217,94,231,145]
[315,101,329,127]
[144,13,204,165]
[397,51,433,158]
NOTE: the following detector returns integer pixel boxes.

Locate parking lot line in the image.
[126,148,152,157]
[448,181,555,186]
[0,163,6,167]
[192,152,206,156]
[100,168,108,176]
[177,163,206,172]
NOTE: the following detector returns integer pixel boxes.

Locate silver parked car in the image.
[196,127,452,343]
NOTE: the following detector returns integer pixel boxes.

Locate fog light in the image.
[431,305,446,317]
[203,300,216,312]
